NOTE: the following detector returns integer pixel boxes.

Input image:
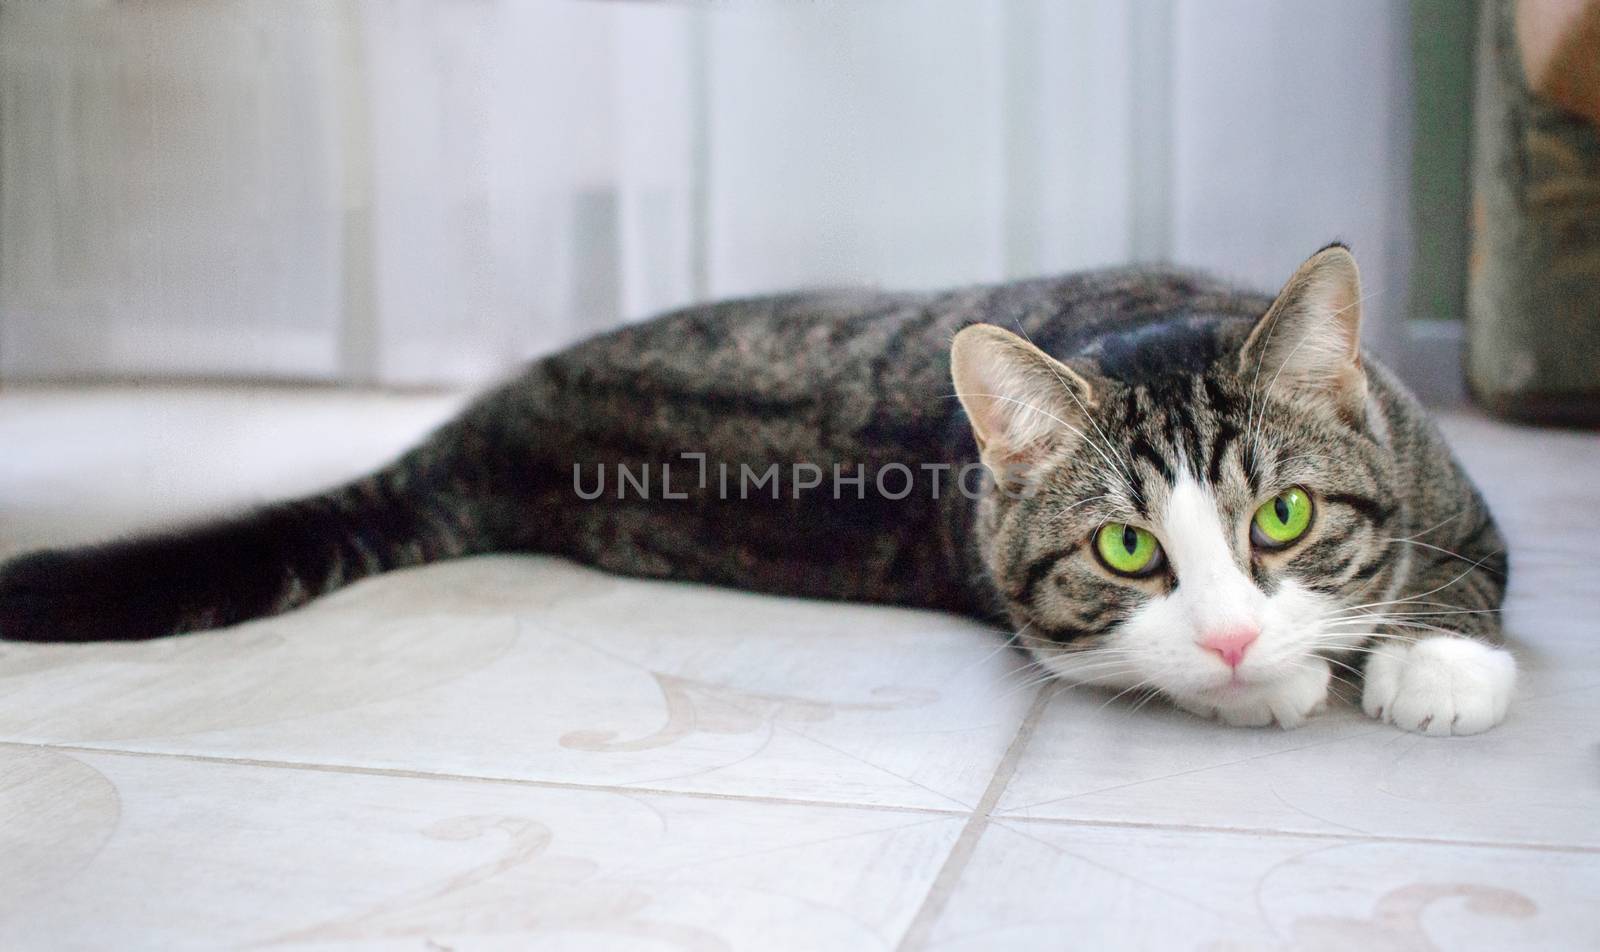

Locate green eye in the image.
[1252,486,1313,547]
[1094,523,1163,577]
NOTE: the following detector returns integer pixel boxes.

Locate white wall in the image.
[0,1,347,380]
[0,0,1417,387]
[1171,0,1415,359]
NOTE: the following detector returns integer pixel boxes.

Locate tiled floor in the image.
[1,385,1596,951]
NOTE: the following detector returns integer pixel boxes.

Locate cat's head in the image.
[951,245,1396,726]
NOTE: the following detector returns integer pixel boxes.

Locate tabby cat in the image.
[0,245,1513,734]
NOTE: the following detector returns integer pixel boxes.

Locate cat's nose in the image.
[1200,627,1259,668]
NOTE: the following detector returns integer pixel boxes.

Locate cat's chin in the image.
[1170,658,1332,730]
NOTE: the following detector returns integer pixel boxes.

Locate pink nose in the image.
[1200,627,1259,668]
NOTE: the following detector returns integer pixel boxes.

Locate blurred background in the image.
[0,0,1533,403]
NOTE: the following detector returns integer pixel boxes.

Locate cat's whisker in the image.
[1093,677,1161,716]
[1050,661,1146,681]
[1329,602,1503,618]
[1004,319,1138,492]
[1392,510,1469,544]
[1020,659,1144,686]
[1310,640,1400,654]
[955,623,1032,676]
[1328,608,1488,629]
[989,658,1126,701]
[1313,626,1418,638]
[956,392,1131,491]
[1023,649,1144,684]
[1324,620,1459,639]
[1324,612,1462,628]
[1332,551,1504,615]
[1321,654,1367,682]
[1121,686,1169,719]
[991,673,1058,703]
[1383,537,1506,577]
[988,656,1054,684]
[1340,554,1399,602]
[1324,673,1362,697]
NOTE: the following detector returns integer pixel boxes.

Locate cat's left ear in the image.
[1239,243,1368,425]
[950,323,1099,479]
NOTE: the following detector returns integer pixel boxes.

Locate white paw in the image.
[1180,658,1331,730]
[1362,637,1515,736]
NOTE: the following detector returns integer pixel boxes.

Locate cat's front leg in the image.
[1361,636,1516,736]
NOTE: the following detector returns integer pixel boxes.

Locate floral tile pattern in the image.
[1,389,1596,950]
[0,557,1035,810]
[921,821,1598,951]
[0,746,965,952]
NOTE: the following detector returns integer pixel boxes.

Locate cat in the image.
[0,244,1513,735]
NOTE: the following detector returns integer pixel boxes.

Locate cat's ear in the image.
[1239,243,1368,424]
[950,324,1097,476]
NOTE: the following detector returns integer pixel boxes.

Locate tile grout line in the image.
[998,814,1600,856]
[6,732,1594,858]
[0,739,970,819]
[893,684,1057,952]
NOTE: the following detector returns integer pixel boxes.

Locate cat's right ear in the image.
[950,324,1097,477]
[1238,244,1368,425]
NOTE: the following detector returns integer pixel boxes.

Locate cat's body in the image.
[0,247,1513,734]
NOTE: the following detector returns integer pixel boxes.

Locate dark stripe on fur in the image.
[1347,555,1386,583]
[1207,421,1239,486]
[1014,546,1078,605]
[1037,623,1100,643]
[1322,491,1393,524]
[1130,435,1174,482]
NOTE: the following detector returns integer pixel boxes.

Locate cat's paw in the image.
[1361,637,1515,736]
[1180,658,1331,730]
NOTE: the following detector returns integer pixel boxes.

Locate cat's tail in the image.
[0,425,497,643]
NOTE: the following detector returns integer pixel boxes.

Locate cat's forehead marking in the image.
[1108,372,1260,514]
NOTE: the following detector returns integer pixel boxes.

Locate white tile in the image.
[1437,411,1600,658]
[922,820,1600,951]
[995,679,1600,847]
[0,556,1035,810]
[0,744,963,952]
